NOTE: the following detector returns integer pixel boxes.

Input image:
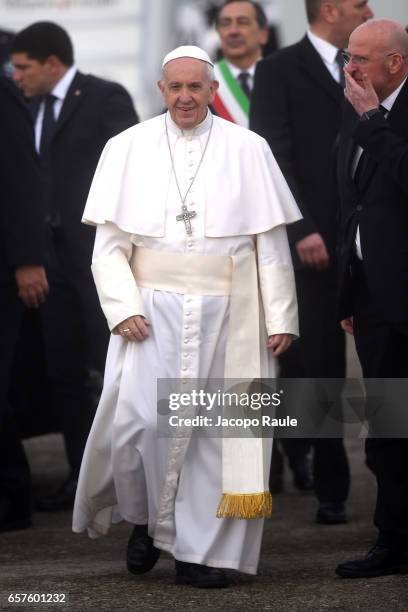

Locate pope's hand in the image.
[267,333,293,356]
[344,71,379,116]
[295,233,329,270]
[114,315,150,342]
[341,316,354,336]
[15,265,49,308]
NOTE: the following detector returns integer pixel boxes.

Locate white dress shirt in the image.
[307,30,343,84]
[34,65,77,152]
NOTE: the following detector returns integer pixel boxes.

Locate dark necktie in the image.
[238,72,251,99]
[39,93,60,226]
[354,105,387,190]
[39,93,57,158]
[335,49,345,87]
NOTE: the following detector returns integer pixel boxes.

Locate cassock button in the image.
[184,325,190,330]
[356,205,363,212]
[186,312,192,316]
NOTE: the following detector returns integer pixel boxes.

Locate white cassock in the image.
[73,111,301,575]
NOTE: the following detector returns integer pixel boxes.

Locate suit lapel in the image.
[341,104,360,200]
[344,107,360,175]
[54,71,86,136]
[297,36,343,105]
[27,96,40,123]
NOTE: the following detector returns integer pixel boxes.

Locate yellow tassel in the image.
[216,492,272,519]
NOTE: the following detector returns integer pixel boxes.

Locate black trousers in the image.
[0,280,31,514]
[278,268,350,504]
[351,260,408,549]
[41,235,109,477]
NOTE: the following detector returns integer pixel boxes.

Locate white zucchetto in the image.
[162,45,214,69]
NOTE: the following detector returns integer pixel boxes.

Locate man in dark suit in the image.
[250,0,373,523]
[0,75,48,531]
[10,22,139,510]
[335,18,408,578]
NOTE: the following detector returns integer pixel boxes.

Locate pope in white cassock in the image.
[73,45,302,588]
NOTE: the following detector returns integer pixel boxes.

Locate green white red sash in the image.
[213,60,250,128]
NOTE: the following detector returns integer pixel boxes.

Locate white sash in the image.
[131,247,272,519]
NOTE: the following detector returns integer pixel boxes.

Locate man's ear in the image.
[211,79,219,94]
[45,54,62,71]
[209,79,219,104]
[320,1,338,25]
[157,79,165,94]
[388,53,405,75]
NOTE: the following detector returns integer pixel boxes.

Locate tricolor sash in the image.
[213,60,250,128]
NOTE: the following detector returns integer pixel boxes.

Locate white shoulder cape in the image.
[82,113,301,237]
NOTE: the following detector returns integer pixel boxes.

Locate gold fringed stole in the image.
[216,492,272,519]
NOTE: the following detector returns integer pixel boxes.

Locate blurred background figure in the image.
[10,21,139,512]
[212,0,269,127]
[251,0,375,523]
[175,0,280,62]
[0,74,48,532]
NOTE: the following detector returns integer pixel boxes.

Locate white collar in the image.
[225,59,258,79]
[381,77,407,113]
[307,29,340,66]
[166,109,213,138]
[51,65,77,102]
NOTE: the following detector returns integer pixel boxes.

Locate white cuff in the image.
[259,263,299,337]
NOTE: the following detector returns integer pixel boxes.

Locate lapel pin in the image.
[74,89,81,96]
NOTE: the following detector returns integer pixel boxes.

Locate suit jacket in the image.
[32,70,138,270]
[250,36,344,266]
[0,76,45,282]
[337,79,408,323]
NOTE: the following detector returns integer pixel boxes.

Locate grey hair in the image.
[161,61,215,82]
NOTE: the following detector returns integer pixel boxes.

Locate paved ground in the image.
[1,342,407,611]
[1,433,408,612]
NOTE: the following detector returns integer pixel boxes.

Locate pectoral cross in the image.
[176,205,197,235]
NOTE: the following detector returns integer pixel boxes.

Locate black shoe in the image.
[0,497,32,533]
[175,561,228,588]
[126,525,161,575]
[292,458,314,492]
[336,545,408,578]
[316,502,347,525]
[35,477,77,512]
